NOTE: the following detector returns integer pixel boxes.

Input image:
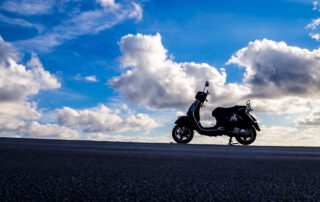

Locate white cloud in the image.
[297,108,320,126]
[0,36,19,62]
[313,0,320,11]
[110,33,248,110]
[0,36,78,139]
[0,0,55,16]
[85,75,99,82]
[0,102,40,132]
[0,13,44,32]
[17,1,143,52]
[228,39,320,98]
[306,18,320,41]
[22,121,79,139]
[97,0,120,10]
[226,39,320,115]
[310,33,320,41]
[306,1,320,40]
[27,53,61,90]
[56,104,160,133]
[75,74,99,83]
[128,2,143,21]
[0,38,60,102]
[306,18,320,30]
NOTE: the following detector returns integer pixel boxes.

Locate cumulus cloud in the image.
[0,36,78,139]
[0,102,40,132]
[0,48,60,102]
[0,36,160,141]
[0,36,19,62]
[109,33,320,119]
[228,39,320,98]
[110,33,249,109]
[17,1,143,52]
[56,104,160,133]
[110,33,320,116]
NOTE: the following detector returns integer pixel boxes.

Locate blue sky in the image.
[1,0,314,108]
[0,0,320,145]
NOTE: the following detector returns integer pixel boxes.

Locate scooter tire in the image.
[235,126,256,145]
[172,125,194,144]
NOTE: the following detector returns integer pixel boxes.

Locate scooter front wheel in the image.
[172,125,194,144]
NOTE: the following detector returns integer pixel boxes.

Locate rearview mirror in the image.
[205,81,209,87]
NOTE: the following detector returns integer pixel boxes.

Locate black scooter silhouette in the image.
[172,81,260,145]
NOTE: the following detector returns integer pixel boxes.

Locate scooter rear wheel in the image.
[172,125,194,144]
[235,126,256,145]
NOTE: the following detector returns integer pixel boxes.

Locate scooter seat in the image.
[212,105,245,116]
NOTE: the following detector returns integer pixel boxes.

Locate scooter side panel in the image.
[242,113,261,131]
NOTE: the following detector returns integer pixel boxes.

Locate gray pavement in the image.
[0,137,319,201]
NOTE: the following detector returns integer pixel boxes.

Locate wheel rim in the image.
[175,126,191,141]
[238,128,254,142]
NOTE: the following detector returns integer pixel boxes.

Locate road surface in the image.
[0,137,319,201]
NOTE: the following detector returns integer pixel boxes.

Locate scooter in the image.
[172,81,260,145]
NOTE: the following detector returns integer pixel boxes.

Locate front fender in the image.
[175,116,194,127]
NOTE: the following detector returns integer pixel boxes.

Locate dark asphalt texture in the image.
[0,138,319,201]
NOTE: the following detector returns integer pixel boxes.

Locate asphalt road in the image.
[0,138,319,201]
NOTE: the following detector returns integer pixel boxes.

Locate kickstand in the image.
[228,137,233,145]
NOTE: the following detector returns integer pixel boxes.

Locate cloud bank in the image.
[0,36,159,140]
[57,104,160,133]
